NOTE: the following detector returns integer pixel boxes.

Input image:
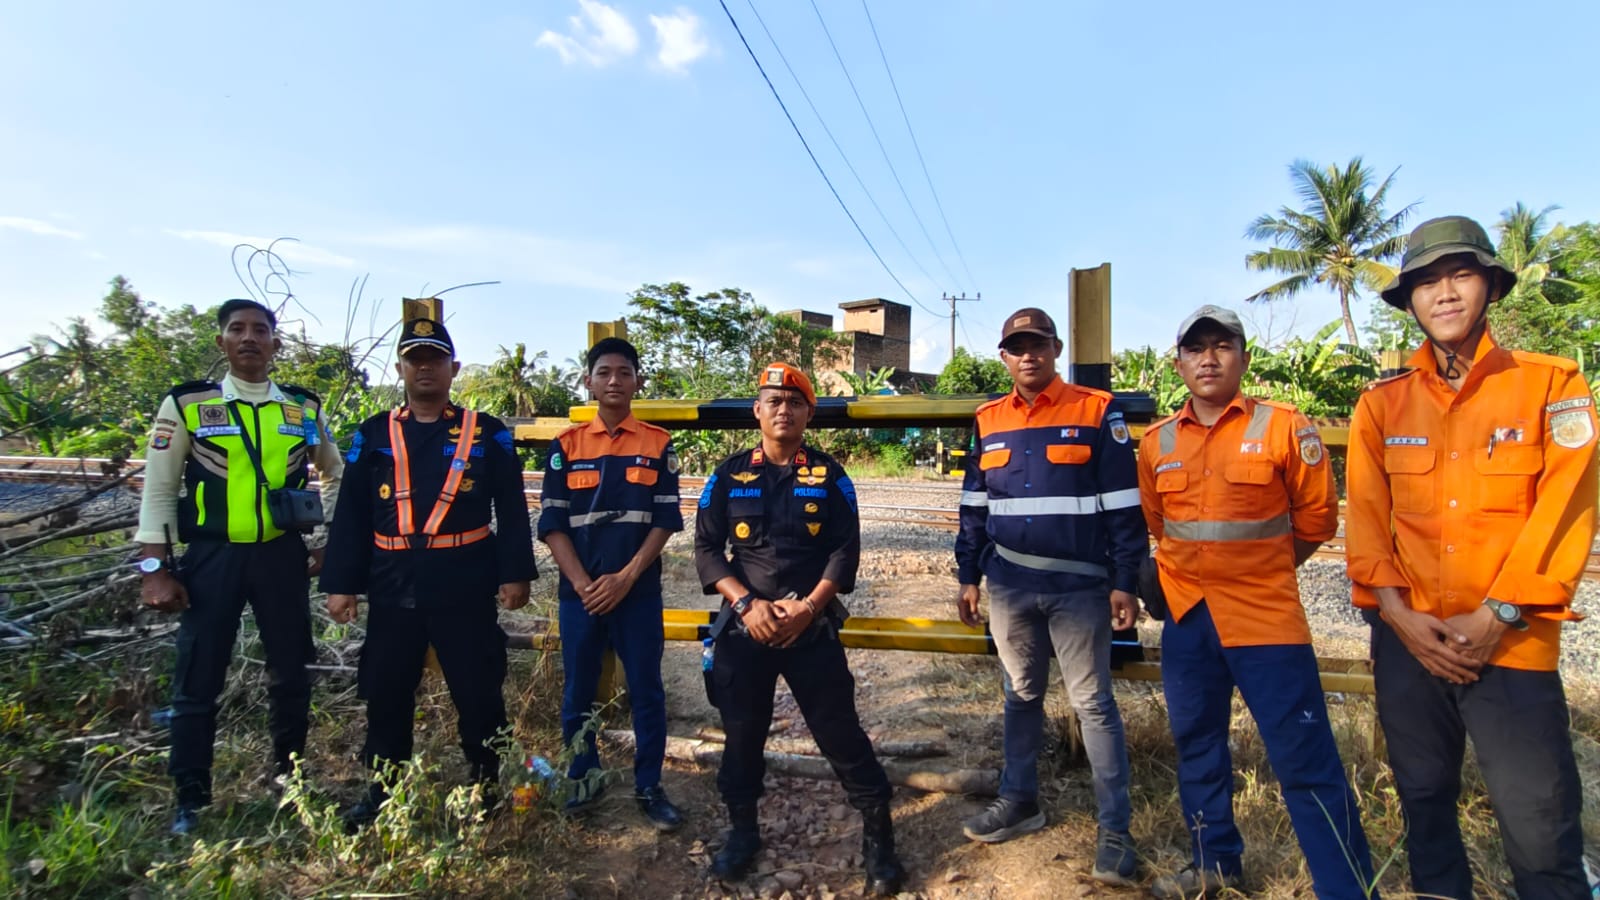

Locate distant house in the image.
[779,298,938,396]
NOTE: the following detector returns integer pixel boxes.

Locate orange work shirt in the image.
[1138,394,1337,647]
[1346,330,1597,671]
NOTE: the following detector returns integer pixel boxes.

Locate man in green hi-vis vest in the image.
[135,298,345,836]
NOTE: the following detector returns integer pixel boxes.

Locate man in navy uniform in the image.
[539,337,684,829]
[321,318,536,829]
[695,363,905,897]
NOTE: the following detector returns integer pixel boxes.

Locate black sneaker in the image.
[961,797,1046,844]
[635,785,683,832]
[564,778,607,814]
[1090,828,1139,886]
[341,789,386,834]
[170,806,200,836]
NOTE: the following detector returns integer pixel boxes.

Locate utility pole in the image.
[944,292,980,363]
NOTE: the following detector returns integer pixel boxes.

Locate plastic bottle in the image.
[513,755,557,813]
[701,638,715,673]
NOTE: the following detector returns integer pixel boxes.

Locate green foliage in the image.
[837,366,897,396]
[1245,158,1413,344]
[933,347,1009,395]
[455,343,580,418]
[1245,322,1378,416]
[1111,347,1189,415]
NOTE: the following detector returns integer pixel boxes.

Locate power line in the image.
[716,0,939,318]
[806,0,967,294]
[860,0,978,291]
[742,0,941,292]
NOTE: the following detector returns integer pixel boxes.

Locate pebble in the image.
[774,870,805,890]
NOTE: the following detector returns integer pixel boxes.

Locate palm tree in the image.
[457,344,545,417]
[1495,203,1574,305]
[1244,158,1414,345]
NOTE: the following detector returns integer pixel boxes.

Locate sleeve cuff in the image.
[697,557,735,594]
[1347,558,1409,592]
[1490,571,1578,612]
[821,558,856,594]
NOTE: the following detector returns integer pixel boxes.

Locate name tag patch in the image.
[1154,460,1183,473]
[794,487,827,498]
[983,441,1006,452]
[1547,396,1593,414]
[196,425,242,438]
[1385,436,1429,446]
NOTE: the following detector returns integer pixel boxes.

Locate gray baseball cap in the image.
[1176,305,1245,346]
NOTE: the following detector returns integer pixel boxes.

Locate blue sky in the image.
[3,0,1596,382]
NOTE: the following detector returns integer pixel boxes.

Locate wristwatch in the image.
[136,557,165,575]
[1483,597,1528,631]
[732,592,755,617]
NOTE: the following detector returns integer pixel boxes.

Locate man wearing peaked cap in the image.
[1347,215,1595,897]
[321,314,536,832]
[1140,305,1375,899]
[694,361,904,896]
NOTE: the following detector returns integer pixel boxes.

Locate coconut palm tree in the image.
[1244,158,1414,345]
[1495,203,1575,305]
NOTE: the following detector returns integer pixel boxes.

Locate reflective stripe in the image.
[1158,420,1179,455]
[569,510,654,528]
[374,524,491,551]
[959,490,989,507]
[542,498,570,508]
[384,407,480,545]
[1162,514,1291,542]
[1097,487,1141,510]
[994,544,1108,578]
[1243,402,1274,440]
[422,410,478,535]
[654,494,680,504]
[990,495,1097,516]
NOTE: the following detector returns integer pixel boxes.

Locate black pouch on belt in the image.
[1137,552,1169,621]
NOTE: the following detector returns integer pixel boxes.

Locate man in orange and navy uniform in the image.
[321,318,536,830]
[538,337,685,830]
[1347,216,1596,898]
[1138,305,1375,900]
[954,307,1142,886]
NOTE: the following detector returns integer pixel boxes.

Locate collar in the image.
[1006,374,1068,409]
[749,444,808,468]
[393,402,459,421]
[1176,391,1249,427]
[1407,327,1510,387]
[220,373,287,404]
[584,413,640,436]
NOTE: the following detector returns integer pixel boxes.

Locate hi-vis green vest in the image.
[170,380,324,543]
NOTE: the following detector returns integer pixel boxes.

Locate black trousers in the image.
[359,599,508,781]
[1373,621,1586,899]
[711,628,891,809]
[169,535,312,807]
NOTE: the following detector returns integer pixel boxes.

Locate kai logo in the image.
[731,472,760,484]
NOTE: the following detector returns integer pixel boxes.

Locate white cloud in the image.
[164,230,357,269]
[910,336,938,370]
[0,216,83,240]
[344,225,634,295]
[649,8,710,72]
[536,0,640,67]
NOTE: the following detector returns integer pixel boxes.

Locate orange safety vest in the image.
[373,408,492,550]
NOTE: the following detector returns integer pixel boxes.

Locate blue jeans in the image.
[1163,602,1376,898]
[558,587,667,792]
[988,582,1132,834]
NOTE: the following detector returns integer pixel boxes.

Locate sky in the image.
[3,0,1597,383]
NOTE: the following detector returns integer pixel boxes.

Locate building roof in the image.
[838,298,909,311]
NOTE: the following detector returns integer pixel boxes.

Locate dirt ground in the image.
[555,538,1191,900]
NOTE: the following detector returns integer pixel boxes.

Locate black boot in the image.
[341,783,387,834]
[710,803,762,881]
[861,803,905,896]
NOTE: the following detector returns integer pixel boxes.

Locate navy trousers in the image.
[1162,602,1376,898]
[558,589,668,792]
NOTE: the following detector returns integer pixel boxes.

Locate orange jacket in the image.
[1346,330,1597,671]
[1138,394,1337,647]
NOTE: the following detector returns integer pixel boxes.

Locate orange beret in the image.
[758,362,816,406]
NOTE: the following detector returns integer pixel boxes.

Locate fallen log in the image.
[603,730,996,797]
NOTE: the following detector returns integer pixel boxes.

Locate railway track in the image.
[7,456,1599,578]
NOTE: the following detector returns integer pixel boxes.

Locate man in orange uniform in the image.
[1138,305,1375,899]
[1347,215,1595,899]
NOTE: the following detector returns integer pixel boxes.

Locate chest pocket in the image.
[1473,444,1541,515]
[1154,469,1188,494]
[728,497,766,544]
[567,470,601,491]
[1383,447,1436,515]
[626,466,659,486]
[1046,444,1091,465]
[979,448,1011,470]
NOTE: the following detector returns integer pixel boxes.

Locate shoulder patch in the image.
[1546,396,1593,414]
[276,383,322,405]
[344,430,365,463]
[168,379,220,401]
[1511,349,1581,375]
[1551,408,1596,449]
[493,431,516,455]
[837,473,858,511]
[698,473,718,508]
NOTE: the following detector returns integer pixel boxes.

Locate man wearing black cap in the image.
[136,298,344,835]
[695,362,905,897]
[954,308,1143,885]
[1346,216,1595,897]
[321,318,537,830]
[1140,305,1375,899]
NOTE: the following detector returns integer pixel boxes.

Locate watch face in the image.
[1493,602,1518,623]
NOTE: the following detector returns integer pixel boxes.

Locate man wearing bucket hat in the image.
[695,363,905,896]
[1346,216,1595,897]
[1139,305,1376,899]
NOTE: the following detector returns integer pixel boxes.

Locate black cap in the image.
[398,319,454,357]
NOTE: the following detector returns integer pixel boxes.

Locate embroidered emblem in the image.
[804,502,819,513]
[1239,441,1263,454]
[806,522,822,536]
[413,320,435,336]
[379,483,391,500]
[1551,409,1595,449]
[282,405,304,426]
[666,450,680,475]
[550,452,563,470]
[1300,437,1325,466]
[1547,396,1593,414]
[764,368,784,387]
[731,471,760,484]
[199,405,228,427]
[1060,428,1078,438]
[734,522,751,540]
[459,477,475,492]
[195,425,241,438]
[1384,436,1428,446]
[751,447,765,466]
[1295,425,1319,438]
[698,474,717,508]
[1109,421,1130,444]
[150,433,171,450]
[1492,427,1524,443]
[1013,314,1032,327]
